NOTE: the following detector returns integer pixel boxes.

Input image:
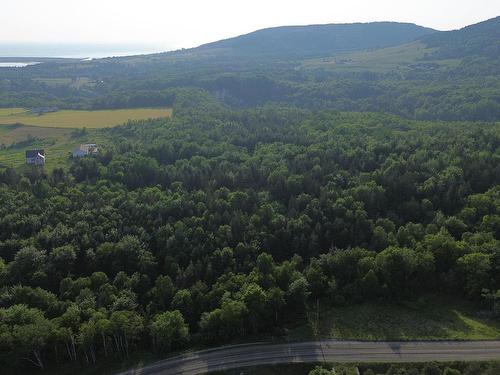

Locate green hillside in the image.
[196,22,436,58]
[422,16,500,59]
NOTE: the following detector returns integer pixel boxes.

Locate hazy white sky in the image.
[2,0,500,50]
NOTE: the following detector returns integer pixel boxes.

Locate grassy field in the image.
[0,123,72,145]
[0,128,106,170]
[33,77,94,89]
[287,295,500,341]
[0,107,172,128]
[303,41,461,73]
[0,107,172,168]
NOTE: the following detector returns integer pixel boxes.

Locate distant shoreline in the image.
[0,43,169,59]
[0,52,159,59]
[0,62,41,68]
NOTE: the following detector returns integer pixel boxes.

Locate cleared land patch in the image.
[0,126,100,170]
[287,295,500,341]
[0,124,71,145]
[0,107,172,129]
[33,77,95,89]
[303,41,461,73]
[0,107,171,168]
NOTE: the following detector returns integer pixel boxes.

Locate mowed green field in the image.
[0,126,104,170]
[0,123,71,145]
[302,41,461,73]
[0,107,172,128]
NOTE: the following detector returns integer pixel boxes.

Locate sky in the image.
[1,0,500,54]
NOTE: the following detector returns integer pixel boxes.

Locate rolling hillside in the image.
[304,16,500,74]
[196,22,436,58]
[421,15,500,58]
[1,17,499,121]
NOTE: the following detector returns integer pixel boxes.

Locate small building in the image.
[26,149,46,165]
[72,143,99,158]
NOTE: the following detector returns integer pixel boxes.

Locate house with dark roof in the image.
[26,149,46,165]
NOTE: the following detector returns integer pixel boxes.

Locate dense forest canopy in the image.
[1,92,500,371]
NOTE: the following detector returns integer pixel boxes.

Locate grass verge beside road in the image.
[287,295,500,341]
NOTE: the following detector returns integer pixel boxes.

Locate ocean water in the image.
[0,62,40,68]
[0,43,170,59]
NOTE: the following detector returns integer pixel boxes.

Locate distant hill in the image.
[421,16,500,58]
[299,16,500,76]
[195,22,436,59]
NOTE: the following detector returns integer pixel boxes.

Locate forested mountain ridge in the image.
[421,16,500,59]
[195,22,436,58]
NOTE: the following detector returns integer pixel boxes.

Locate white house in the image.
[72,143,99,158]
